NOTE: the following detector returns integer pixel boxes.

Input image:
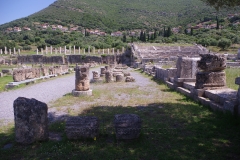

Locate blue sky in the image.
[0,0,56,25]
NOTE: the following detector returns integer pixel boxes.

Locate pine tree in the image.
[190,28,193,36]
[143,32,146,42]
[163,27,166,37]
[167,27,171,37]
[140,31,143,41]
[154,30,157,39]
[216,16,219,30]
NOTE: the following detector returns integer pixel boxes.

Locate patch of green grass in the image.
[0,76,12,92]
[1,69,240,159]
[225,68,240,90]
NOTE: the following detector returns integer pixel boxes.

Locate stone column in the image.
[117,49,120,55]
[65,46,67,55]
[5,46,7,54]
[14,48,16,54]
[79,47,81,54]
[41,48,43,54]
[84,48,85,54]
[9,49,11,55]
[88,46,90,54]
[122,47,124,53]
[55,48,57,54]
[105,71,114,83]
[72,65,92,96]
[98,49,100,54]
[60,47,62,54]
[112,48,115,54]
[93,47,95,54]
[69,46,71,54]
[108,48,109,54]
[18,49,20,55]
[50,46,52,54]
[74,45,76,54]
[103,49,104,54]
[0,49,2,54]
[13,97,49,144]
[36,49,38,55]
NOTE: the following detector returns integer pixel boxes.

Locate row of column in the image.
[0,47,21,55]
[36,46,125,55]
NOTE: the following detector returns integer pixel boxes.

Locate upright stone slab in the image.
[65,116,99,139]
[176,57,199,78]
[72,64,92,96]
[238,49,240,59]
[13,97,48,144]
[114,114,141,140]
[100,67,106,77]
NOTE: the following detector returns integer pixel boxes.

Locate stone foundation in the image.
[72,89,93,96]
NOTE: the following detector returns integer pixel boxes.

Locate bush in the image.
[218,38,232,50]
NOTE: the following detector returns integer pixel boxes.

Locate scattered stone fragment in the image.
[65,116,99,139]
[125,76,135,82]
[114,114,141,140]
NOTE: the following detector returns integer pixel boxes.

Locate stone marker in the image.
[114,114,141,140]
[0,72,3,77]
[91,71,102,83]
[72,64,92,96]
[105,71,114,83]
[116,74,124,82]
[0,49,2,54]
[100,67,106,77]
[65,116,99,139]
[125,76,135,82]
[13,97,48,144]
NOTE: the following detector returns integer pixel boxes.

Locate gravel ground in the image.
[0,67,155,126]
[0,67,99,126]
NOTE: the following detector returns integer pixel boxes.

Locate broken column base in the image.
[90,79,103,83]
[72,89,92,97]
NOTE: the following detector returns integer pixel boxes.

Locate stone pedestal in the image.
[114,114,141,140]
[72,89,92,96]
[65,116,99,139]
[13,97,48,144]
[116,74,124,82]
[100,67,106,77]
[105,71,114,83]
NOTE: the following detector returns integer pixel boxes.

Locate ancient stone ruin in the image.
[91,71,102,83]
[65,116,99,139]
[13,97,48,144]
[114,114,142,140]
[195,54,226,89]
[105,71,114,83]
[72,64,92,96]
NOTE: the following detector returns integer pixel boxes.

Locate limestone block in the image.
[13,69,26,82]
[105,71,114,83]
[123,72,131,77]
[0,72,3,77]
[176,57,199,78]
[41,67,49,76]
[65,116,99,139]
[75,65,90,91]
[114,114,141,140]
[195,71,226,89]
[116,74,124,82]
[125,76,135,82]
[92,71,100,79]
[197,54,226,71]
[13,97,48,144]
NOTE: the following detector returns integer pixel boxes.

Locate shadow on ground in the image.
[1,100,240,160]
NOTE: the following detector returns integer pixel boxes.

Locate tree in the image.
[216,16,219,29]
[167,27,172,37]
[122,34,126,42]
[218,38,232,50]
[201,0,240,10]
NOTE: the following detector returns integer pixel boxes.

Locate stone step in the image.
[166,81,174,90]
[176,87,191,97]
[183,82,195,90]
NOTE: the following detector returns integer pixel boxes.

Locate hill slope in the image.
[0,0,238,31]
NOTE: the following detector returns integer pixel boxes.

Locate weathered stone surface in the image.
[100,67,106,74]
[13,97,48,144]
[65,116,99,139]
[237,48,240,59]
[114,114,141,140]
[116,74,124,82]
[74,65,90,91]
[197,54,226,71]
[0,72,3,77]
[13,69,26,82]
[125,76,135,82]
[195,71,226,89]
[105,71,114,83]
[176,57,200,78]
[92,71,100,79]
[123,72,131,77]
[41,67,49,76]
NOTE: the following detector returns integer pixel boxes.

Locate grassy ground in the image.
[0,70,239,159]
[226,68,240,90]
[207,44,240,54]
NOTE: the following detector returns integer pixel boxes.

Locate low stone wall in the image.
[17,54,123,65]
[13,65,69,82]
[155,67,177,81]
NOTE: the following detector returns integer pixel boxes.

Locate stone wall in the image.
[17,54,123,64]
